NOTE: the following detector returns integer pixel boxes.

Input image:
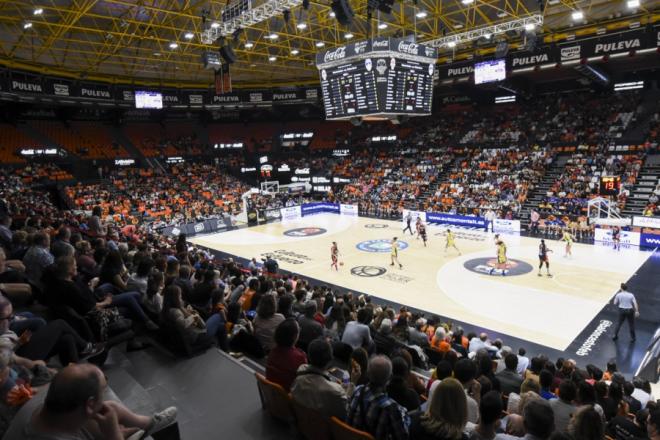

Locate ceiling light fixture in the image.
[169,42,178,49]
[571,10,584,20]
[462,0,474,4]
[23,22,33,29]
[211,22,220,29]
[447,41,456,48]
[415,10,428,18]
[33,8,43,15]
[268,56,277,61]
[268,33,278,39]
[296,22,307,29]
[291,49,300,55]
[483,33,492,39]
[345,32,354,39]
[524,23,535,31]
[184,32,194,39]
[378,23,387,29]
[244,42,254,48]
[626,0,640,7]
[329,11,336,17]
[316,41,325,47]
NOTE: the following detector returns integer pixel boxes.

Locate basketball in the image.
[340,262,344,266]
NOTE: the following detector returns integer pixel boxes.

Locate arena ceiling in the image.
[0,0,657,88]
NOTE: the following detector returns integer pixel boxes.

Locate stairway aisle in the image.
[518,155,569,229]
[622,154,660,216]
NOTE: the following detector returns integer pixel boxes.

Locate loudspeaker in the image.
[331,0,354,26]
[219,45,237,64]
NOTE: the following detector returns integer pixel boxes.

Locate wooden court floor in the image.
[190,214,652,351]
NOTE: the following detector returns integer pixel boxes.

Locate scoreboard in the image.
[599,176,621,196]
[316,38,437,120]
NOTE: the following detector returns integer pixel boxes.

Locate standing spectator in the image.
[410,378,467,440]
[265,319,307,393]
[348,355,410,440]
[612,283,639,342]
[530,209,540,235]
[290,339,348,420]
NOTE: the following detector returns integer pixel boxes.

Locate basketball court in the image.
[189,214,653,352]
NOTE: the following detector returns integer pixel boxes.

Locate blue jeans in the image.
[205,313,228,350]
[111,291,149,323]
[10,312,47,335]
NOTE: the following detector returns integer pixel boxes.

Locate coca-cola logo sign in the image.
[398,41,419,55]
[323,47,346,63]
[372,39,389,49]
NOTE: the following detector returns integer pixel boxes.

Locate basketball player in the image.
[492,239,507,276]
[612,226,621,251]
[390,237,403,269]
[403,213,413,235]
[330,241,340,271]
[444,229,461,255]
[415,217,422,240]
[419,221,428,247]
[538,239,553,277]
[561,228,574,258]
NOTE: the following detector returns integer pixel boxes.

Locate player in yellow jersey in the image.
[491,239,507,276]
[444,229,461,255]
[561,229,574,258]
[390,237,403,269]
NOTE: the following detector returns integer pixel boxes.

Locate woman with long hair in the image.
[410,377,468,440]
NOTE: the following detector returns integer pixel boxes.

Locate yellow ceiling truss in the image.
[0,0,657,89]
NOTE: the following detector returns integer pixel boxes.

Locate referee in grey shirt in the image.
[612,283,639,342]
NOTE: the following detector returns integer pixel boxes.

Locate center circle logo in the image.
[351,266,387,277]
[463,258,533,276]
[356,239,409,253]
[283,227,327,237]
[365,223,389,229]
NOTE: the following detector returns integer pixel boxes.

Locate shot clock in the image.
[600,176,621,196]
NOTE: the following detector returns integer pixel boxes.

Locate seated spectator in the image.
[348,355,410,440]
[408,318,430,348]
[496,353,522,396]
[550,380,577,433]
[0,295,102,368]
[342,308,373,350]
[606,401,647,440]
[507,379,541,415]
[410,377,467,440]
[568,405,604,440]
[125,258,153,296]
[252,293,285,352]
[296,300,323,351]
[0,248,32,305]
[265,319,307,392]
[143,270,164,316]
[3,363,176,440]
[622,381,642,414]
[374,318,397,357]
[291,339,348,420]
[468,390,502,440]
[188,269,220,315]
[22,231,53,291]
[521,399,555,440]
[454,358,480,424]
[160,285,226,349]
[539,369,556,400]
[387,356,421,411]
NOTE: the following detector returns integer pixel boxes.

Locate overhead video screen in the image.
[474,59,506,85]
[135,90,163,109]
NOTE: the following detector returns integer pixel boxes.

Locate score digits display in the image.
[315,37,437,120]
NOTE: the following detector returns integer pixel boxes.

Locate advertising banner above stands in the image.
[315,37,439,67]
[437,25,659,80]
[0,70,321,108]
[632,216,660,229]
[426,212,488,230]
